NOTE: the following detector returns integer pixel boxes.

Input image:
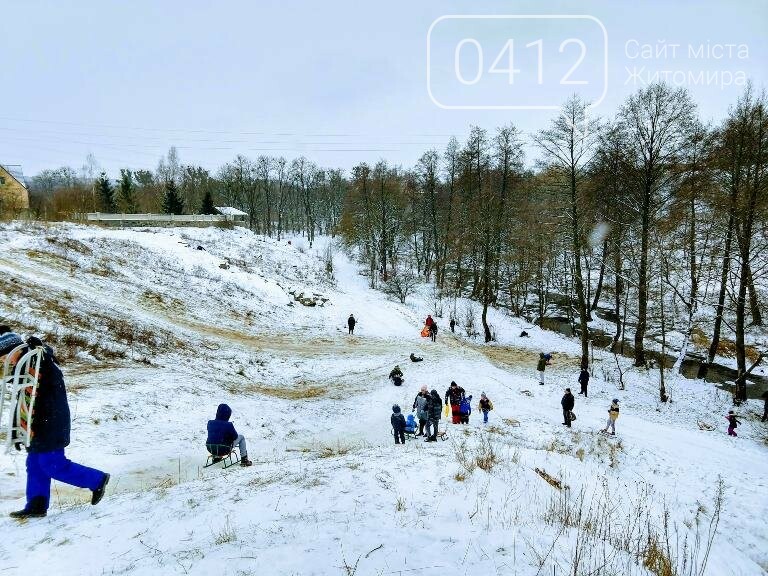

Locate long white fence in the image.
[85,212,241,223]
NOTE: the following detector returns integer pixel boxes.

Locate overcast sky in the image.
[2,0,766,178]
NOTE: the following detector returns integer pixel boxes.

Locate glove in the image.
[14,442,22,451]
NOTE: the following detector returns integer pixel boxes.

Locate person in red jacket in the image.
[425,315,434,328]
[444,381,466,424]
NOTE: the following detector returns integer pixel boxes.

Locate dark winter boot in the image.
[10,496,47,519]
[91,473,110,505]
[240,456,253,467]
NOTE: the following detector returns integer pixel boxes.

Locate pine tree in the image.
[162,180,184,215]
[200,189,216,215]
[118,169,137,213]
[96,172,115,212]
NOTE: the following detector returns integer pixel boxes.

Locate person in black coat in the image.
[391,405,406,444]
[409,353,423,363]
[762,390,768,422]
[0,332,110,519]
[445,381,466,424]
[561,388,575,427]
[425,389,443,441]
[347,314,356,335]
[578,368,590,397]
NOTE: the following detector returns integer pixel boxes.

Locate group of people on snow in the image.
[390,378,495,444]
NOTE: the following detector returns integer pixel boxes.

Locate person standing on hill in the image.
[536,353,549,385]
[578,367,590,397]
[445,381,466,424]
[429,322,438,342]
[561,388,575,427]
[478,392,493,424]
[1,330,111,519]
[412,386,430,436]
[425,315,434,330]
[347,314,356,335]
[391,405,406,445]
[726,410,741,437]
[761,390,768,422]
[425,389,443,441]
[602,399,620,435]
[450,318,456,333]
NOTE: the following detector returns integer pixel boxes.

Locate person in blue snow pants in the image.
[0,330,110,519]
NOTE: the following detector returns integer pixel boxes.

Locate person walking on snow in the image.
[425,389,443,441]
[412,386,429,436]
[206,403,253,466]
[429,321,438,342]
[478,392,494,424]
[602,399,620,435]
[450,318,456,333]
[726,410,741,437]
[536,353,550,385]
[445,381,466,424]
[0,330,111,519]
[347,314,356,335]
[561,388,575,427]
[425,315,435,330]
[389,365,404,386]
[459,395,473,424]
[761,390,768,422]
[578,367,590,397]
[391,405,406,444]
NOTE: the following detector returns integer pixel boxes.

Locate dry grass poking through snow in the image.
[223,380,327,399]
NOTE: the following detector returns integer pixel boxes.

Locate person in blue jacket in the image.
[206,403,253,466]
[404,413,417,434]
[0,329,111,519]
[459,394,473,424]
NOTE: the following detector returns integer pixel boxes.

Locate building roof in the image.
[215,206,248,216]
[0,164,27,189]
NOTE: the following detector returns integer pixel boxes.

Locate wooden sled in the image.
[0,344,44,453]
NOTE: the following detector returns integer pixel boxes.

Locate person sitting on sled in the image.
[389,365,404,386]
[206,403,253,466]
[409,353,423,363]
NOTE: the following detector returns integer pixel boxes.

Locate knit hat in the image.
[392,404,401,413]
[0,332,23,357]
[481,392,487,398]
[612,399,619,403]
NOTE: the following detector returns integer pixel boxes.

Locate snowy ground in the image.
[0,223,766,575]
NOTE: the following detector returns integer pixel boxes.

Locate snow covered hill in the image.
[0,222,766,575]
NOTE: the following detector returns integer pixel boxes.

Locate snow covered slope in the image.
[0,223,766,575]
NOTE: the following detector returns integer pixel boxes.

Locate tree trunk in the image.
[591,238,608,311]
[634,189,651,367]
[746,263,763,326]
[707,192,736,366]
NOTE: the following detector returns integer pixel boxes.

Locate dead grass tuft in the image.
[225,381,326,399]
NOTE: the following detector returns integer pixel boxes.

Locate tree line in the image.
[22,82,767,400]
